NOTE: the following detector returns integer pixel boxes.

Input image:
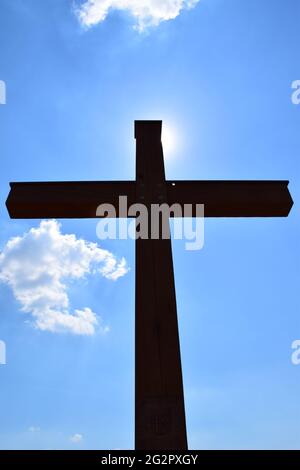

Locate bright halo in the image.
[162,125,176,158]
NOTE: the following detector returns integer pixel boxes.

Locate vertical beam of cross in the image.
[135,122,188,450]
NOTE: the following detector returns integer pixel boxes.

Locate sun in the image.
[162,124,176,158]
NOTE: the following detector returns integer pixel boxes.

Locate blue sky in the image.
[0,0,300,450]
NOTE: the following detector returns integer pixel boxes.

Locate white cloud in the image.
[75,0,200,31]
[28,426,41,433]
[0,220,128,335]
[70,433,83,443]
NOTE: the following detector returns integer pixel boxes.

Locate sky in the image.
[0,0,300,450]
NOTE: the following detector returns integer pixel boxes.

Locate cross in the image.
[6,120,293,450]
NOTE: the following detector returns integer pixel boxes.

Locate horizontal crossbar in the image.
[6,180,293,219]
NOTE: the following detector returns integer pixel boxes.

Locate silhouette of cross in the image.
[6,120,293,450]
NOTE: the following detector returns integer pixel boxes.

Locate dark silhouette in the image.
[6,120,293,450]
